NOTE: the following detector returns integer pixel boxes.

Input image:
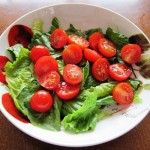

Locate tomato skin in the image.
[50,28,68,49]
[84,48,102,62]
[55,82,80,100]
[8,25,33,48]
[30,90,53,112]
[0,70,6,84]
[62,44,83,64]
[89,32,104,51]
[98,38,116,58]
[92,58,110,81]
[30,45,50,62]
[109,63,132,82]
[63,64,83,85]
[113,82,134,105]
[38,71,60,90]
[68,34,89,49]
[0,56,10,70]
[121,44,141,64]
[34,56,58,77]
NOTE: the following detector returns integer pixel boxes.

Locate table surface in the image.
[0,0,150,150]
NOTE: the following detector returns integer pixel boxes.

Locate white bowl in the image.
[0,3,150,147]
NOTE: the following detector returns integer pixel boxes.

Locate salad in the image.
[0,17,145,133]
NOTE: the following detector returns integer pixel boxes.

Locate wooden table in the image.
[0,1,150,150]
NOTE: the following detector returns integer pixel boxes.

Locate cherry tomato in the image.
[8,25,33,48]
[55,82,80,100]
[113,82,134,105]
[30,45,50,62]
[0,70,6,84]
[62,44,83,64]
[109,63,131,82]
[92,58,110,81]
[68,34,89,49]
[121,44,141,64]
[63,64,83,85]
[50,28,68,49]
[30,90,53,112]
[0,56,10,71]
[84,48,102,62]
[34,56,58,77]
[38,71,60,90]
[98,38,116,58]
[89,32,104,51]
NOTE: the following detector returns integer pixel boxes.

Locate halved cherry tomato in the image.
[98,38,116,58]
[89,32,104,51]
[50,28,68,49]
[63,64,83,85]
[30,45,50,62]
[30,90,53,112]
[113,82,134,105]
[62,44,83,64]
[0,70,6,84]
[92,58,110,81]
[38,71,60,90]
[68,34,89,49]
[121,44,141,64]
[8,25,33,48]
[34,56,58,77]
[84,48,102,62]
[109,63,132,82]
[55,82,80,100]
[0,56,10,71]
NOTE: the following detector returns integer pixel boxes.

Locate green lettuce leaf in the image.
[5,48,61,131]
[49,17,60,34]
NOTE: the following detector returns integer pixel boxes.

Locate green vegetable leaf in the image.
[62,93,99,133]
[143,83,150,90]
[49,17,60,34]
[32,19,44,34]
[106,27,129,49]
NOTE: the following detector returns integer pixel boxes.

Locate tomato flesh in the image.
[84,48,102,62]
[0,70,6,84]
[92,58,110,81]
[30,45,50,62]
[62,44,83,64]
[30,90,53,112]
[50,28,68,49]
[8,25,33,48]
[0,56,10,71]
[34,56,58,77]
[109,63,131,82]
[98,38,116,57]
[63,64,83,85]
[55,82,80,100]
[68,34,89,49]
[121,44,141,64]
[38,71,60,90]
[113,82,134,105]
[89,32,104,51]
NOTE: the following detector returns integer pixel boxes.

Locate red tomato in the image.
[8,25,33,48]
[89,32,104,51]
[63,64,83,85]
[30,45,50,62]
[109,63,132,82]
[55,82,80,100]
[0,70,6,84]
[92,58,110,81]
[30,90,53,112]
[62,44,83,64]
[50,28,68,49]
[113,82,134,105]
[84,48,102,62]
[34,56,58,77]
[38,71,60,90]
[98,38,116,58]
[121,44,141,64]
[68,34,89,49]
[0,56,10,70]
